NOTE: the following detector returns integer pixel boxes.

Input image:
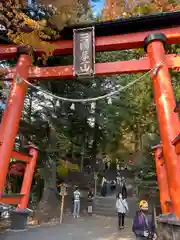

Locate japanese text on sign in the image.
[80,32,90,73]
[73,27,95,78]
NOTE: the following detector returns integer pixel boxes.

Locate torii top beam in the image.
[1,11,180,60]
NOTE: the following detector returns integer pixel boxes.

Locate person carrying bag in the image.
[132,200,157,240]
[116,193,129,229]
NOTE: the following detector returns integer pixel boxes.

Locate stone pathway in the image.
[1,215,135,240]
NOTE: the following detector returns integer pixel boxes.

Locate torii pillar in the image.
[18,144,38,209]
[144,33,180,217]
[0,47,32,196]
[152,144,173,214]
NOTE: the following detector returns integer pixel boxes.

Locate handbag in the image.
[119,198,128,213]
[141,212,154,239]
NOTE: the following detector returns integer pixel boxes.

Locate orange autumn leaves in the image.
[1,0,86,62]
[102,0,180,20]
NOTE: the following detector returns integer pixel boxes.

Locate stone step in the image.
[95,196,116,201]
[94,205,116,211]
[94,211,116,217]
[94,200,116,206]
[95,196,137,204]
[93,209,135,217]
[93,196,138,218]
[93,210,116,215]
[94,204,115,209]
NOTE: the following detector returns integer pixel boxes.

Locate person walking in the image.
[110,180,116,193]
[87,189,94,215]
[122,177,127,199]
[132,200,157,240]
[116,174,122,186]
[101,176,107,197]
[116,173,122,193]
[116,193,129,229]
[73,186,81,218]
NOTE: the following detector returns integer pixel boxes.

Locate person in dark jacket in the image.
[132,200,157,240]
[101,177,107,197]
[122,183,127,199]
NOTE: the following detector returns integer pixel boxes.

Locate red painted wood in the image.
[18,146,38,209]
[147,40,180,217]
[95,27,180,52]
[1,195,23,205]
[10,163,25,169]
[11,150,31,163]
[9,169,24,176]
[172,134,180,155]
[152,144,173,214]
[9,162,25,176]
[175,143,180,155]
[4,54,180,80]
[0,27,180,59]
[0,54,32,197]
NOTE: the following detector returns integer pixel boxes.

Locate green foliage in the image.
[1,2,180,201]
[57,160,80,177]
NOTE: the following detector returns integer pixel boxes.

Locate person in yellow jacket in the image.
[132,200,157,240]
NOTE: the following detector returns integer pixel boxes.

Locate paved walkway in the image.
[1,215,135,240]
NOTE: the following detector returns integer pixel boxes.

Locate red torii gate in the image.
[0,12,179,221]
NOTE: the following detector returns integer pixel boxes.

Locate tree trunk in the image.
[34,158,59,223]
[34,123,59,223]
[80,152,84,172]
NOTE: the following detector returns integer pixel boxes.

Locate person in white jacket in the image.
[116,193,129,229]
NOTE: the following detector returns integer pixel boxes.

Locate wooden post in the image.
[59,183,67,223]
[94,173,98,198]
[145,33,180,217]
[153,205,157,229]
[80,148,84,172]
[60,194,65,224]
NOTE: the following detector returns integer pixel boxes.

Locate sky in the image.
[92,0,105,16]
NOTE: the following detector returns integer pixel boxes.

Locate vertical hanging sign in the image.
[73,27,95,78]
